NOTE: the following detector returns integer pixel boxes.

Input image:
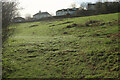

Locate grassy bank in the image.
[2,13,120,78]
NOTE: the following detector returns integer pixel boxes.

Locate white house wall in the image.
[56,11,76,16]
[33,14,51,19]
[56,11,66,16]
[69,11,75,15]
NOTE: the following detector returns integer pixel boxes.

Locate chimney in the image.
[39,11,41,13]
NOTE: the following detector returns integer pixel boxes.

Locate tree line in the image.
[76,1,120,16]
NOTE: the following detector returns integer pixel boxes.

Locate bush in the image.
[2,0,19,42]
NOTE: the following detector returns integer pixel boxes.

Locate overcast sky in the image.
[18,0,116,18]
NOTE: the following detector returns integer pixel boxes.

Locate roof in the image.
[56,8,79,12]
[88,3,96,6]
[33,12,51,16]
[13,17,25,20]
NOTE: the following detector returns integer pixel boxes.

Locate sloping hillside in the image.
[3,13,120,78]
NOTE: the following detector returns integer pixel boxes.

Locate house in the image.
[87,3,96,10]
[12,17,25,23]
[33,11,51,20]
[56,8,79,16]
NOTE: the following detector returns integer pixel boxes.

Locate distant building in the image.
[87,4,96,10]
[12,17,25,23]
[56,8,79,16]
[33,11,51,19]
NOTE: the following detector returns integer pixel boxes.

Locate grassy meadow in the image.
[2,13,120,78]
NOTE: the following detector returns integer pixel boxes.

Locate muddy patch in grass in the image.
[76,20,106,28]
[51,49,59,51]
[27,55,38,58]
[85,20,105,27]
[66,20,106,28]
[58,21,73,25]
[63,32,68,34]
[92,33,101,37]
[49,25,55,27]
[29,25,38,28]
[57,50,77,55]
[49,21,73,27]
[66,23,77,28]
[106,33,120,38]
[106,33,120,41]
[78,35,85,37]
[106,19,119,26]
[27,50,36,53]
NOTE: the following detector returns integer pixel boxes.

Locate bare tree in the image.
[80,2,88,10]
[2,0,19,42]
[2,0,19,29]
[70,3,77,8]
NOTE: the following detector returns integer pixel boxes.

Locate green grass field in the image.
[2,13,120,78]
